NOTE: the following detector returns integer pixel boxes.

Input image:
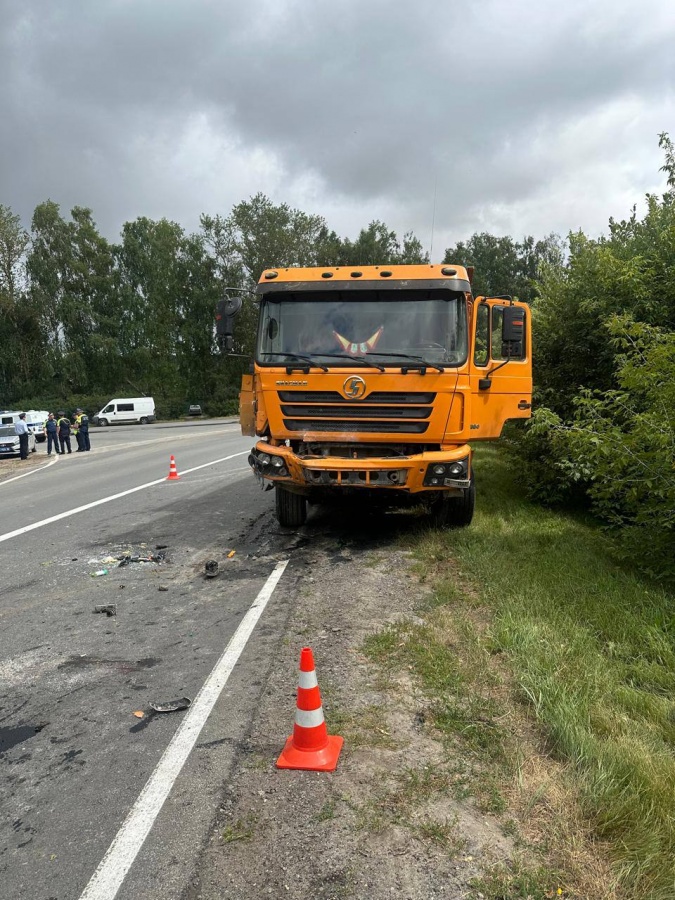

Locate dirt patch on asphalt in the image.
[0,451,51,483]
[190,518,516,900]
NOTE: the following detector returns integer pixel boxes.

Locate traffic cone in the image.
[167,455,180,480]
[276,647,343,771]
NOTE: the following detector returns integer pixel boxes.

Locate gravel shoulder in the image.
[190,514,514,900]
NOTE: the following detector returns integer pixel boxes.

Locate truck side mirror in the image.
[502,305,525,358]
[502,306,525,341]
[216,294,243,352]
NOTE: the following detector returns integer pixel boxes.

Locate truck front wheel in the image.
[275,485,307,527]
[430,476,475,528]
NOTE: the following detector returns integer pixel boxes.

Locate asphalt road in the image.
[0,420,302,900]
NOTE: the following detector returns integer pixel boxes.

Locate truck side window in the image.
[491,307,505,359]
[474,303,489,366]
[104,405,114,413]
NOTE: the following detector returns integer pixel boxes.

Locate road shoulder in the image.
[191,525,512,899]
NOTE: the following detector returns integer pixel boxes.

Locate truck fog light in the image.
[271,456,284,468]
[429,477,440,485]
[432,464,446,475]
[259,453,271,465]
[278,466,288,476]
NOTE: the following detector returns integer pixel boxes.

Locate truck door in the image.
[469,299,532,439]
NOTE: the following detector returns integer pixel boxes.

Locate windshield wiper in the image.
[259,352,328,372]
[365,352,445,373]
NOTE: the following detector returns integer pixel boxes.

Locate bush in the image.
[517,318,675,578]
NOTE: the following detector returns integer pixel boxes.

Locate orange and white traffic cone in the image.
[167,455,180,480]
[276,647,343,772]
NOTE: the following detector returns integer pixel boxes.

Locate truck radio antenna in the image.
[429,174,438,261]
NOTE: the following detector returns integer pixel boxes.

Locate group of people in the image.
[14,409,90,460]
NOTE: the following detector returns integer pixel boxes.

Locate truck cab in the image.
[223,264,531,527]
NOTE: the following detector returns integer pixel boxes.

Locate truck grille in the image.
[278,391,435,435]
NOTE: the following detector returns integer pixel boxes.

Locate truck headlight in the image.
[259,453,271,465]
[423,456,469,486]
[271,456,284,468]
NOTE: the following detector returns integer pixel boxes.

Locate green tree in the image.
[27,202,118,395]
[0,204,48,401]
[443,232,564,304]
[340,221,428,265]
[116,217,219,410]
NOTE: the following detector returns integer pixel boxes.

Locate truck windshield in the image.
[257,290,468,367]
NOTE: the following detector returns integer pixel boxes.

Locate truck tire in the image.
[98,418,108,427]
[275,485,307,527]
[430,476,475,528]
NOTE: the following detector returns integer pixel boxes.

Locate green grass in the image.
[408,443,675,899]
[469,862,566,899]
[221,816,257,843]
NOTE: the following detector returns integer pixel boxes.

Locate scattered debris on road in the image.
[158,585,169,592]
[205,559,219,578]
[227,549,236,558]
[93,604,117,617]
[91,568,108,577]
[150,697,191,713]
[117,550,167,567]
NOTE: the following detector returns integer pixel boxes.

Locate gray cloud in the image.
[1,0,673,255]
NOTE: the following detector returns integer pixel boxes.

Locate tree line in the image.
[2,136,672,575]
[0,195,431,417]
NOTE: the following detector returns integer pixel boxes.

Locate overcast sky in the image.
[2,0,674,257]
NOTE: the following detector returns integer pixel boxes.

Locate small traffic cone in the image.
[167,455,180,480]
[276,647,343,771]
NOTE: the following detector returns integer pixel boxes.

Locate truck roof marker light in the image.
[441,267,457,276]
[351,271,362,278]
[380,270,392,277]
[264,271,278,279]
[321,271,333,278]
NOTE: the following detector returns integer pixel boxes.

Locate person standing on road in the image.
[14,412,30,460]
[43,412,60,456]
[75,408,91,451]
[57,412,72,454]
[72,413,81,451]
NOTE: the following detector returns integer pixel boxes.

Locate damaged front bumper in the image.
[247,443,471,495]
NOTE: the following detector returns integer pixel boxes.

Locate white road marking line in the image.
[78,559,289,900]
[83,426,240,455]
[0,450,250,544]
[0,453,59,485]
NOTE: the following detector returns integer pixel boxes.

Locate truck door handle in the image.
[518,400,531,410]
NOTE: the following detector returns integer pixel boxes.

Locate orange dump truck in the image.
[218,264,532,527]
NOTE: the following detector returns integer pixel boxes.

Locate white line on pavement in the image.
[0,450,250,544]
[0,452,59,486]
[78,559,289,900]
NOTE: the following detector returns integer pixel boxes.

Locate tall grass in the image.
[413,445,675,899]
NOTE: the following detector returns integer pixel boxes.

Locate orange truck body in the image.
[239,264,532,526]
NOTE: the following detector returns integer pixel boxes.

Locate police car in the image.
[0,424,37,457]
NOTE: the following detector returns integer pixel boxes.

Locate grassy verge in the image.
[368,444,675,899]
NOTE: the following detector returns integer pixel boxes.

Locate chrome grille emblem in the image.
[342,376,367,399]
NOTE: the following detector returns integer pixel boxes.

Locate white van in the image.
[93,397,156,426]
